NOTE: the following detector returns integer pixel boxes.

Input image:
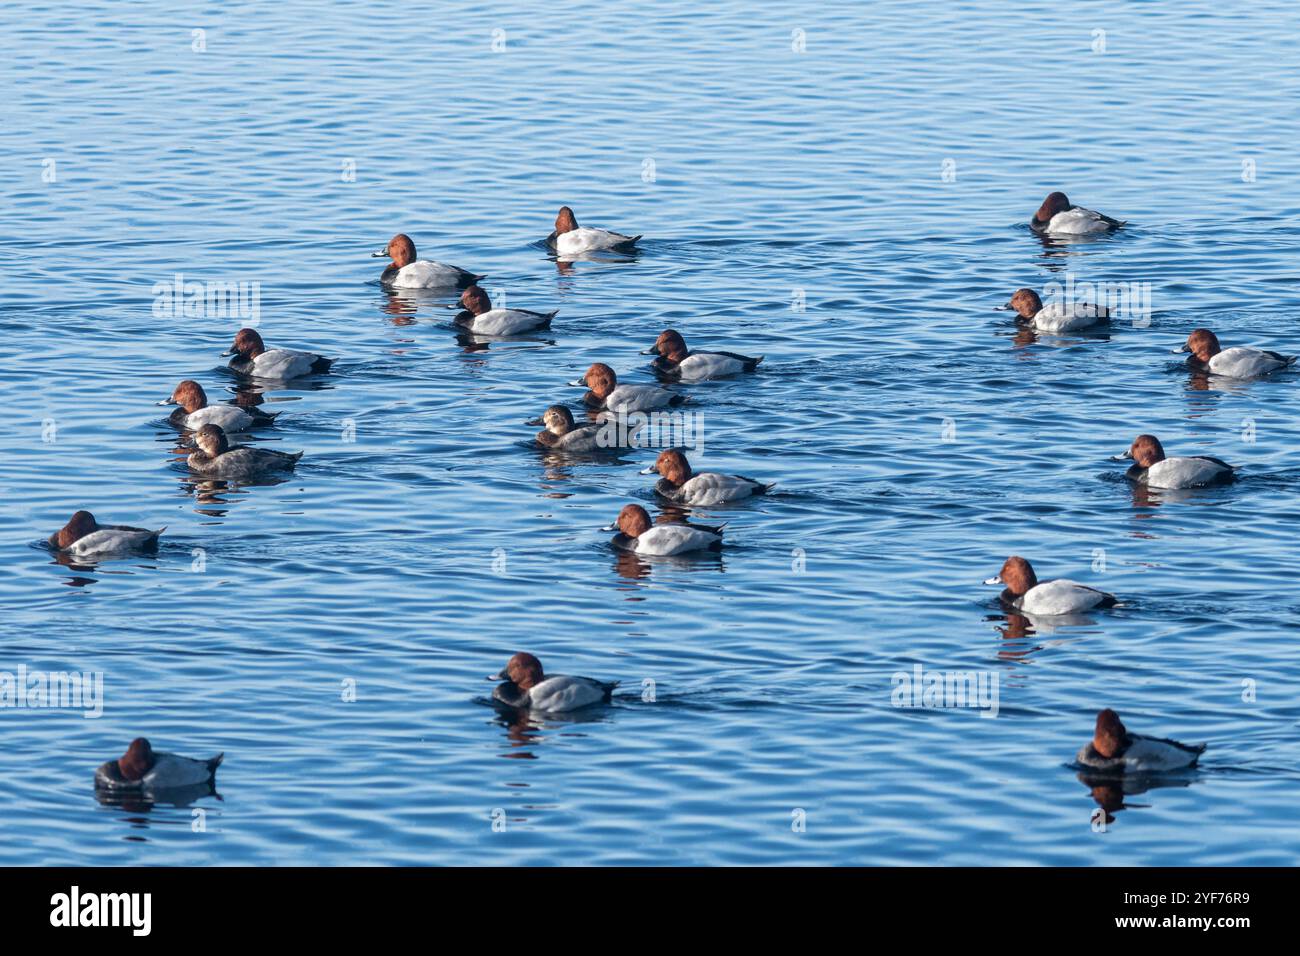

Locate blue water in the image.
[2,0,1299,865]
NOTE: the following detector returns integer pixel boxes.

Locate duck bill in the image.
[156,398,176,406]
[566,378,587,387]
[993,303,1013,311]
[1171,344,1190,354]
[1109,450,1134,461]
[982,575,1003,586]
[487,669,508,682]
[599,522,618,532]
[639,347,658,355]
[370,249,388,258]
[524,417,544,426]
[637,465,658,475]
[220,348,238,357]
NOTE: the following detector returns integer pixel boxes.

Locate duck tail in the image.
[207,753,224,774]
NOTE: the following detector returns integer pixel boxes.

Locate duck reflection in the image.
[550,247,642,275]
[487,699,615,758]
[986,610,1091,661]
[378,286,456,324]
[1125,480,1227,510]
[174,475,260,513]
[94,780,222,815]
[1077,769,1200,828]
[610,543,725,580]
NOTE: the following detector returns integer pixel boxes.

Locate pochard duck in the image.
[454,286,556,335]
[602,503,723,555]
[527,404,641,451]
[47,511,164,556]
[1075,709,1205,773]
[159,379,276,432]
[1175,328,1296,379]
[572,363,687,413]
[999,288,1109,332]
[1030,191,1124,235]
[223,328,333,380]
[641,449,772,505]
[642,329,763,381]
[984,555,1117,616]
[489,652,618,712]
[372,233,483,289]
[95,738,223,791]
[1112,434,1235,489]
[186,424,303,479]
[546,206,640,255]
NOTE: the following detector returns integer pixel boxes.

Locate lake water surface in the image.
[1,0,1299,865]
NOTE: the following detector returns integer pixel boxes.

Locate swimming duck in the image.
[223,328,333,380]
[47,511,164,556]
[984,555,1117,615]
[1112,434,1234,489]
[527,404,641,451]
[186,424,302,479]
[1030,191,1124,235]
[572,363,687,413]
[372,233,483,289]
[546,206,640,255]
[642,329,763,380]
[455,286,556,335]
[94,738,224,791]
[1075,709,1205,773]
[159,379,276,432]
[1175,328,1296,379]
[489,652,618,712]
[602,503,723,555]
[641,449,772,505]
[999,288,1110,332]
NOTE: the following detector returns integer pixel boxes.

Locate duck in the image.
[1112,434,1235,489]
[1030,191,1124,235]
[489,652,618,712]
[984,555,1116,616]
[642,329,763,381]
[186,424,302,479]
[572,363,688,413]
[527,404,641,451]
[546,206,640,255]
[1075,709,1205,773]
[94,738,224,791]
[641,449,772,505]
[223,328,334,380]
[372,233,483,289]
[1175,328,1296,379]
[454,285,556,335]
[47,511,164,556]
[999,288,1109,332]
[602,503,723,556]
[159,379,277,432]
